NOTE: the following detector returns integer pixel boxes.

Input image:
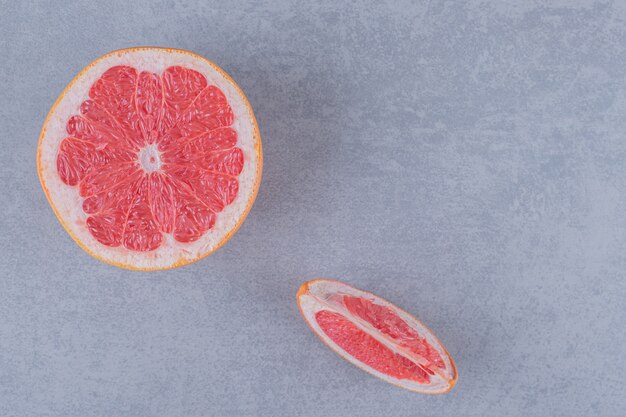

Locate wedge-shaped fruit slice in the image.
[297,279,457,393]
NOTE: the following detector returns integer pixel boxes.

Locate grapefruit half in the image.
[38,47,262,270]
[297,279,457,393]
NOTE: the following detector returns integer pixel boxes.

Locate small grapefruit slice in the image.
[297,279,457,393]
[38,47,262,270]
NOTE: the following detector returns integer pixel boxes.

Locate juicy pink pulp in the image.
[315,296,444,383]
[56,65,244,252]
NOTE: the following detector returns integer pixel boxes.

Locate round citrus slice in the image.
[38,47,262,270]
[297,279,458,393]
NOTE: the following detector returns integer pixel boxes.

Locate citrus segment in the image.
[171,184,216,243]
[88,66,143,149]
[160,66,208,134]
[342,295,446,370]
[146,173,176,234]
[297,279,457,393]
[38,48,262,270]
[165,165,239,213]
[315,310,431,383]
[135,71,163,143]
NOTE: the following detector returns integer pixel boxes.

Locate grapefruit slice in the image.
[297,279,457,393]
[38,48,262,270]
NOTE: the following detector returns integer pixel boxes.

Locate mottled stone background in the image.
[1,1,625,416]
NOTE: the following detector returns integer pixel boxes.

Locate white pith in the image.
[38,48,261,270]
[138,144,162,173]
[299,280,456,393]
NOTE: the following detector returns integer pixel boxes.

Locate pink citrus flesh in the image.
[56,65,241,251]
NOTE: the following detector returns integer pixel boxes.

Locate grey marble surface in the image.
[1,1,625,416]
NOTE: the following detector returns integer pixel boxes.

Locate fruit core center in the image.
[138,144,162,172]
